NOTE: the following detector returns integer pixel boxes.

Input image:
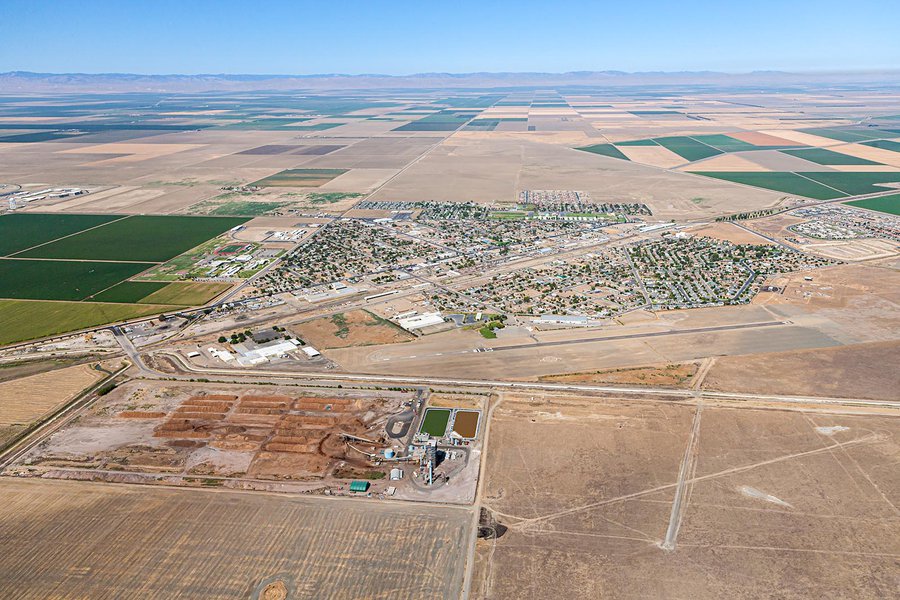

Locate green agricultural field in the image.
[0,131,88,143]
[845,193,900,215]
[393,110,477,132]
[862,139,900,153]
[286,123,344,131]
[0,213,122,256]
[17,215,248,262]
[782,148,882,166]
[90,281,169,303]
[139,282,231,306]
[220,117,313,130]
[252,169,348,188]
[307,192,363,204]
[489,211,528,220]
[0,300,173,346]
[576,144,629,160]
[616,139,658,146]
[800,127,897,142]
[207,201,289,216]
[800,172,900,196]
[689,135,758,152]
[654,136,722,161]
[690,172,847,200]
[0,259,155,301]
[419,408,451,437]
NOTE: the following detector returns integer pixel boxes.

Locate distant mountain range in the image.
[2,70,899,92]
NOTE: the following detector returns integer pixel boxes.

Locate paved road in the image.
[154,351,900,410]
[489,320,786,353]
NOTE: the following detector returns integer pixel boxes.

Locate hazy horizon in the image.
[4,0,898,75]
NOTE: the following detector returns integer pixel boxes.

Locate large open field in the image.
[15,215,247,262]
[252,168,348,188]
[0,299,173,345]
[0,213,121,255]
[473,394,900,599]
[290,310,415,349]
[846,193,900,215]
[691,171,900,199]
[0,479,471,599]
[0,258,155,301]
[701,340,900,401]
[0,362,103,448]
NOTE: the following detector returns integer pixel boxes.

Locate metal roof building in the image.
[349,480,370,493]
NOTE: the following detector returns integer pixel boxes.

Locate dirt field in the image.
[0,478,471,599]
[291,310,414,349]
[687,222,777,245]
[754,263,900,344]
[0,356,94,384]
[473,394,900,599]
[7,381,412,489]
[538,362,699,387]
[702,340,900,401]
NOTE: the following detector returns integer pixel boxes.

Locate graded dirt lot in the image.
[473,394,900,599]
[0,479,470,599]
[702,340,900,401]
[291,309,414,349]
[7,381,411,488]
[687,222,777,245]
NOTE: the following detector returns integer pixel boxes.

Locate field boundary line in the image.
[0,256,159,265]
[5,214,132,257]
[792,172,851,197]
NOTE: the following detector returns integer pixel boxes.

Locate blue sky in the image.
[3,0,898,74]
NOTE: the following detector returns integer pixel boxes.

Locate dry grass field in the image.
[0,479,471,599]
[538,362,699,387]
[473,394,900,599]
[291,310,414,349]
[0,363,102,447]
[702,340,900,401]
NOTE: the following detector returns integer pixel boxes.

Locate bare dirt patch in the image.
[538,362,699,387]
[6,382,412,487]
[688,222,777,245]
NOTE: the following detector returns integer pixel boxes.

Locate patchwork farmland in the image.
[0,213,246,344]
[575,125,900,200]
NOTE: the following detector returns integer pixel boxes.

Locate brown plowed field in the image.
[0,479,470,599]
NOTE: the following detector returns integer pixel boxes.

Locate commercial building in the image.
[396,312,445,331]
